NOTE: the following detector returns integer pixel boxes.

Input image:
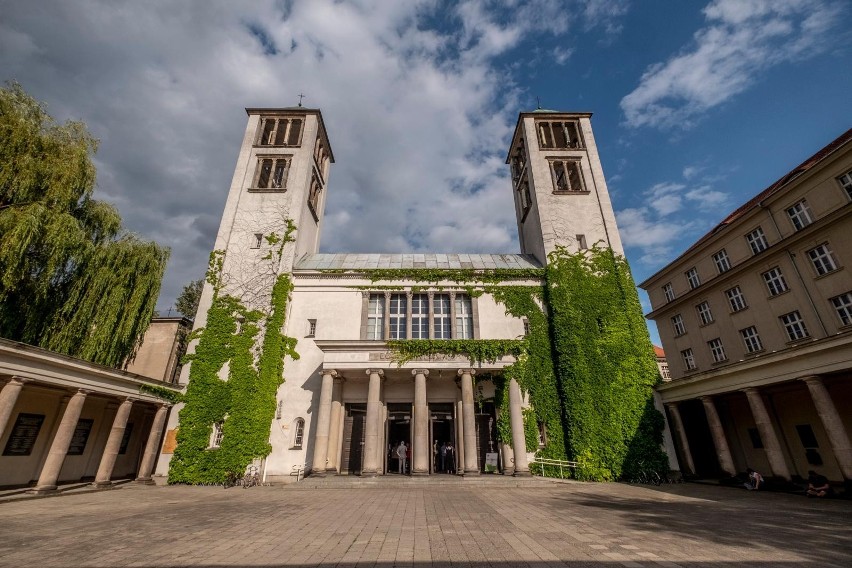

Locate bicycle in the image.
[242,465,260,488]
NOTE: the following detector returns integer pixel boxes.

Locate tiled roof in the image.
[653,345,665,358]
[294,253,542,271]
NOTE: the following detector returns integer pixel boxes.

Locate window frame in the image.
[663,283,675,303]
[696,301,714,326]
[712,249,731,273]
[786,200,813,231]
[366,294,385,340]
[257,117,304,147]
[292,418,305,449]
[433,294,452,339]
[209,421,224,449]
[388,293,408,340]
[681,348,696,371]
[740,326,764,353]
[746,226,769,255]
[251,156,292,192]
[307,319,317,338]
[411,293,429,339]
[671,314,685,336]
[685,267,700,290]
[780,311,809,341]
[762,267,789,296]
[837,170,852,200]
[536,120,584,149]
[806,243,838,276]
[455,294,474,339]
[549,158,587,193]
[725,286,747,312]
[830,292,852,326]
[708,338,727,363]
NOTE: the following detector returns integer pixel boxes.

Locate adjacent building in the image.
[641,129,852,485]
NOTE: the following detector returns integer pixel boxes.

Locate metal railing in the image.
[290,462,307,482]
[531,457,579,479]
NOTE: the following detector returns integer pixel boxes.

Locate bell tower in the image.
[506,110,623,265]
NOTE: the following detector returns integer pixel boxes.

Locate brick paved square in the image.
[0,481,849,567]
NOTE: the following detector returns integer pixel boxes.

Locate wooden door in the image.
[341,404,366,475]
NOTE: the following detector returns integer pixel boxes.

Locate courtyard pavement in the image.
[0,478,849,567]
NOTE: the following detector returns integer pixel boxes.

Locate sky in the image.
[1,0,850,345]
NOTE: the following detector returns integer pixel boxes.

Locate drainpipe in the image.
[759,201,828,338]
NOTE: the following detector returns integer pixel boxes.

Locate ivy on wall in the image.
[168,224,299,484]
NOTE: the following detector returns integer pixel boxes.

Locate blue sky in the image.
[1,0,850,345]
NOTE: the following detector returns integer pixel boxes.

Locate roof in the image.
[640,127,852,287]
[653,345,665,358]
[294,253,542,271]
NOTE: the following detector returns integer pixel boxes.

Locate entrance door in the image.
[430,403,455,473]
[475,401,498,473]
[386,403,411,475]
[341,403,366,475]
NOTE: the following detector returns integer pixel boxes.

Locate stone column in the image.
[700,396,735,476]
[412,369,429,475]
[743,387,791,479]
[327,376,344,473]
[93,397,135,487]
[455,391,465,475]
[508,378,530,476]
[31,389,89,494]
[459,369,479,475]
[0,377,28,442]
[498,407,514,475]
[802,376,852,479]
[362,369,384,476]
[665,402,695,475]
[311,369,337,476]
[136,404,170,484]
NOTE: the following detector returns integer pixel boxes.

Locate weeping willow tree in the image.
[0,82,169,367]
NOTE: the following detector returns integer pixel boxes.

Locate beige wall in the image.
[125,318,188,383]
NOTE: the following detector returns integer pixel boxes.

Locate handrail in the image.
[290,462,307,482]
[531,456,579,479]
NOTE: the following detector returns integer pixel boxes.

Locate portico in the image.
[307,341,532,478]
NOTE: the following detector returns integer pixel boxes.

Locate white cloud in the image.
[620,0,844,129]
[1,1,623,309]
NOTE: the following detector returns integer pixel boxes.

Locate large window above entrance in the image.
[362,292,476,340]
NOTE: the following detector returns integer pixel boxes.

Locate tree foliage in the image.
[175,279,203,319]
[0,82,169,367]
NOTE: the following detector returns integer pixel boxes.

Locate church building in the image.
[155,107,641,483]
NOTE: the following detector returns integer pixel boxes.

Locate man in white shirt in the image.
[396,441,408,474]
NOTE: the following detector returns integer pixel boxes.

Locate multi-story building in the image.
[641,129,852,485]
[154,108,643,482]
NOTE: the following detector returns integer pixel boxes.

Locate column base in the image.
[360,470,379,478]
[311,470,327,478]
[134,477,155,485]
[92,480,115,488]
[324,468,339,475]
[512,470,532,477]
[411,471,429,477]
[502,468,515,476]
[464,469,481,476]
[28,485,58,495]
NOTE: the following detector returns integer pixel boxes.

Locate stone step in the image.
[286,474,569,489]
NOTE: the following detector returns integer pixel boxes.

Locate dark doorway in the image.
[387,403,411,475]
[341,403,366,475]
[475,401,499,474]
[678,399,722,477]
[430,403,455,474]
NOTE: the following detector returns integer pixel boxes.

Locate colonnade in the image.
[665,375,851,480]
[0,377,170,492]
[310,368,530,477]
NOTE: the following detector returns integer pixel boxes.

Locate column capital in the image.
[699,395,714,403]
[799,375,822,385]
[365,369,385,377]
[457,369,477,377]
[741,387,760,394]
[7,376,31,386]
[332,375,346,384]
[75,388,93,396]
[320,369,339,378]
[664,401,679,409]
[411,369,430,377]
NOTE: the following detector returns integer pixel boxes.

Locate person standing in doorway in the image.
[440,442,448,473]
[397,441,408,475]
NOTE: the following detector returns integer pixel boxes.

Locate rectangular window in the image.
[762,267,788,296]
[671,314,685,336]
[576,234,587,250]
[681,348,696,371]
[659,363,670,381]
[67,418,94,456]
[210,421,224,449]
[253,157,291,190]
[786,200,813,231]
[725,286,747,312]
[455,295,473,339]
[258,117,303,146]
[411,294,429,339]
[740,326,763,353]
[712,249,731,273]
[663,283,675,303]
[522,318,530,337]
[550,159,586,192]
[708,338,726,363]
[307,319,317,337]
[837,170,852,200]
[537,120,583,149]
[780,311,809,341]
[433,294,452,339]
[686,267,700,290]
[696,301,713,325]
[367,294,385,340]
[807,243,838,276]
[389,294,407,339]
[746,227,769,255]
[251,233,263,249]
[831,292,852,326]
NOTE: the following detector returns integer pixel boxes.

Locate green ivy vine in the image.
[168,222,299,484]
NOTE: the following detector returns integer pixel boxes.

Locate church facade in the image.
[155,107,637,483]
